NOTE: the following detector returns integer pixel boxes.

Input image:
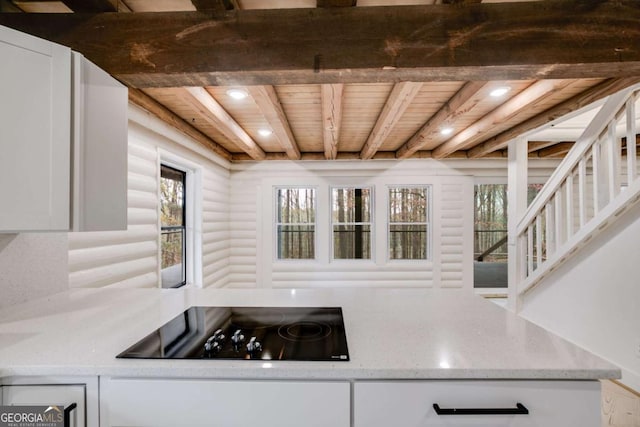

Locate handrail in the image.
[517,85,639,235]
[515,84,640,295]
[520,176,640,294]
[476,234,508,261]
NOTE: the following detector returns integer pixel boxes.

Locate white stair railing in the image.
[516,85,640,296]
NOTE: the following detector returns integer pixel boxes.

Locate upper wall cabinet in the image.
[0,25,71,231]
[71,52,128,232]
[0,25,127,233]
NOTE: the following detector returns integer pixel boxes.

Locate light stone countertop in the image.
[0,287,620,380]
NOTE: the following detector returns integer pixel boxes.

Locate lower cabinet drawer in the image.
[354,380,601,427]
[1,384,85,427]
[101,378,350,427]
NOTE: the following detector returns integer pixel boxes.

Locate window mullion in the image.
[331,187,372,260]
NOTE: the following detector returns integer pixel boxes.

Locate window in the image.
[276,187,316,259]
[332,187,372,259]
[474,184,508,265]
[473,183,543,288]
[160,165,186,288]
[388,186,430,260]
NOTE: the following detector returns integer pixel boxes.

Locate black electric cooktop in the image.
[117,307,350,362]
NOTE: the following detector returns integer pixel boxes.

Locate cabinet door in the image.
[0,25,71,231]
[71,52,127,232]
[354,380,601,427]
[101,378,350,427]
[2,384,85,427]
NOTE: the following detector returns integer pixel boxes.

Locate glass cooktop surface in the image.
[117,306,349,361]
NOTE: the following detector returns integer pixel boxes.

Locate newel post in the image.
[507,137,528,312]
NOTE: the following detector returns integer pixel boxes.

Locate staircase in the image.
[515,84,640,298]
[510,82,640,394]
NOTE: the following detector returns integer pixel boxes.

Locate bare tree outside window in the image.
[276,187,316,259]
[474,184,544,263]
[160,165,186,288]
[388,186,429,260]
[474,184,508,263]
[332,187,372,259]
[474,183,543,288]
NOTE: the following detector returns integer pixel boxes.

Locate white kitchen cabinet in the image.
[70,51,127,232]
[354,380,601,427]
[100,377,351,427]
[1,384,85,427]
[0,24,127,233]
[0,25,71,231]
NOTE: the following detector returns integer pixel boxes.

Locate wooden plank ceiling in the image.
[2,0,640,162]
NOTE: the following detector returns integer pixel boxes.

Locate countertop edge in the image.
[0,366,622,381]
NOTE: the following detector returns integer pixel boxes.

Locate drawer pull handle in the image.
[64,403,78,427]
[433,402,529,415]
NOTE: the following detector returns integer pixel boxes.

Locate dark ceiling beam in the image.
[317,0,356,7]
[14,0,125,12]
[10,0,128,13]
[0,0,20,12]
[1,2,640,87]
[190,0,238,11]
[62,0,119,12]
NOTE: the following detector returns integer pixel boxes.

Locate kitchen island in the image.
[0,287,619,426]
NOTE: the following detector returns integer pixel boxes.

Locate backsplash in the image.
[0,233,68,309]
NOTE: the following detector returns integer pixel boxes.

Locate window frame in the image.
[386,184,432,262]
[330,186,374,261]
[160,164,187,288]
[274,185,318,261]
[159,152,203,288]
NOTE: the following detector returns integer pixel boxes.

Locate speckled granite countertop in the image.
[0,287,620,380]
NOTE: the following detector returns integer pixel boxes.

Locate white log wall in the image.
[440,181,472,288]
[202,166,231,288]
[68,104,231,289]
[67,104,557,291]
[68,138,159,289]
[229,161,475,289]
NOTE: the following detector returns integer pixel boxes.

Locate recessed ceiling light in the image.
[258,128,273,137]
[440,127,454,136]
[226,88,248,100]
[490,86,511,98]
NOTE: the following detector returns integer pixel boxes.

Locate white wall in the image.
[0,233,68,309]
[228,160,476,289]
[67,104,231,289]
[520,199,640,392]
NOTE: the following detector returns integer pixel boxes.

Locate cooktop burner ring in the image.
[278,321,332,342]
